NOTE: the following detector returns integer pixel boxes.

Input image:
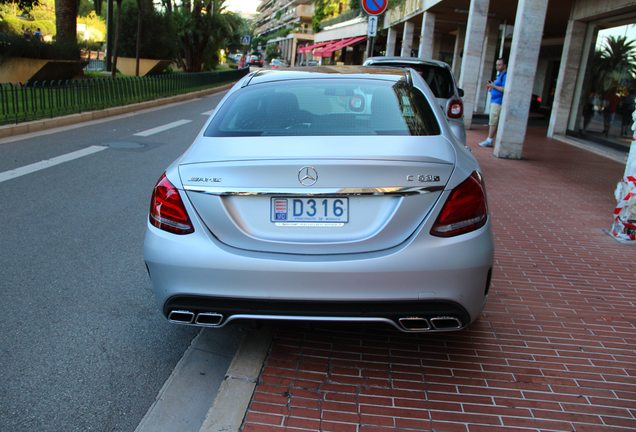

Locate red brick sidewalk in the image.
[241,128,636,432]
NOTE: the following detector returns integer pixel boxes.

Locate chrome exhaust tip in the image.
[430,316,463,330]
[195,312,224,327]
[168,310,195,324]
[398,317,431,331]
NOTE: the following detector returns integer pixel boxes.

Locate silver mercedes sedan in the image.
[144,66,493,333]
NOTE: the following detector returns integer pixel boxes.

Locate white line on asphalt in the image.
[133,120,192,137]
[201,110,214,116]
[0,145,108,184]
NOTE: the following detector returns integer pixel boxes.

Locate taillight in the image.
[149,173,194,235]
[447,99,463,119]
[431,172,488,237]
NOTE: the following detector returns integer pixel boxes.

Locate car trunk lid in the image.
[179,136,455,254]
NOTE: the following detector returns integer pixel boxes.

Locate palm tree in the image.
[206,7,243,68]
[174,0,241,72]
[55,0,79,47]
[591,35,636,93]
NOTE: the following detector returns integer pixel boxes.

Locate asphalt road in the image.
[0,92,241,432]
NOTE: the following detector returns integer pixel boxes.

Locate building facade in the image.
[254,0,315,66]
[254,0,636,160]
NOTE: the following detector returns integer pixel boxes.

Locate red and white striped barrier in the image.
[612,175,636,241]
[610,108,636,243]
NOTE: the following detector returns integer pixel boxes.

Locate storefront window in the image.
[577,23,636,151]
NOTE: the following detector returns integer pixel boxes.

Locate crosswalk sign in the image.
[241,35,251,46]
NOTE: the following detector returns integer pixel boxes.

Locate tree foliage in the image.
[265,42,280,61]
[173,0,242,72]
[77,11,106,42]
[0,0,40,10]
[312,0,340,33]
[79,0,103,17]
[1,0,247,69]
[590,35,636,93]
[116,0,175,59]
[0,0,55,36]
[0,31,78,58]
[0,0,84,60]
[314,0,405,32]
[225,13,250,53]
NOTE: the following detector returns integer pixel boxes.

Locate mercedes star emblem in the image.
[298,166,318,186]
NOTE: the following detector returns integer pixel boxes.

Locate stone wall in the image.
[0,58,86,84]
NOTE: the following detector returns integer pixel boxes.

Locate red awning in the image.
[313,36,366,58]
[297,41,332,53]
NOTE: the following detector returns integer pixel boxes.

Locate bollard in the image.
[610,106,636,243]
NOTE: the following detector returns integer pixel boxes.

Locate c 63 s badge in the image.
[407,174,440,182]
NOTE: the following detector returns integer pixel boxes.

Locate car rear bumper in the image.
[163,296,474,332]
[144,219,493,332]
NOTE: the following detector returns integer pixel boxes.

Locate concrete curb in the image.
[0,82,236,140]
[134,328,240,432]
[199,325,273,432]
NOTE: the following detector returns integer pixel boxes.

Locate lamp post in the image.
[610,106,636,243]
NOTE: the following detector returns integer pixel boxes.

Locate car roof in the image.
[365,56,450,69]
[244,66,409,86]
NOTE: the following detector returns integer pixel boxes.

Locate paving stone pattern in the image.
[241,127,636,432]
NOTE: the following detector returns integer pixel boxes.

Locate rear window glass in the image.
[372,63,455,98]
[204,79,440,137]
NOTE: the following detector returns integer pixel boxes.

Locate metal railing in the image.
[0,68,249,126]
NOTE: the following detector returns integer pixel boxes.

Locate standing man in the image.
[479,58,507,147]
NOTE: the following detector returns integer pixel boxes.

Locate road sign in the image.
[368,16,378,37]
[240,35,251,46]
[361,0,388,16]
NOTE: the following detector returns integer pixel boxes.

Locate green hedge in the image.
[0,6,55,38]
[0,33,80,60]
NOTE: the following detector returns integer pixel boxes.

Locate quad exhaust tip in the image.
[168,310,224,327]
[430,316,463,330]
[195,312,224,327]
[398,317,431,331]
[168,310,195,324]
[398,316,463,332]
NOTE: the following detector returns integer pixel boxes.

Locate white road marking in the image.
[133,119,192,137]
[0,145,108,184]
[201,110,214,116]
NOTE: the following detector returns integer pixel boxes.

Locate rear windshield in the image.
[373,63,455,99]
[204,79,440,137]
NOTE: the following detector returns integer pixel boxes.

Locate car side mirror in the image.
[458,88,464,97]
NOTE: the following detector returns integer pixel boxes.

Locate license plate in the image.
[271,197,348,224]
